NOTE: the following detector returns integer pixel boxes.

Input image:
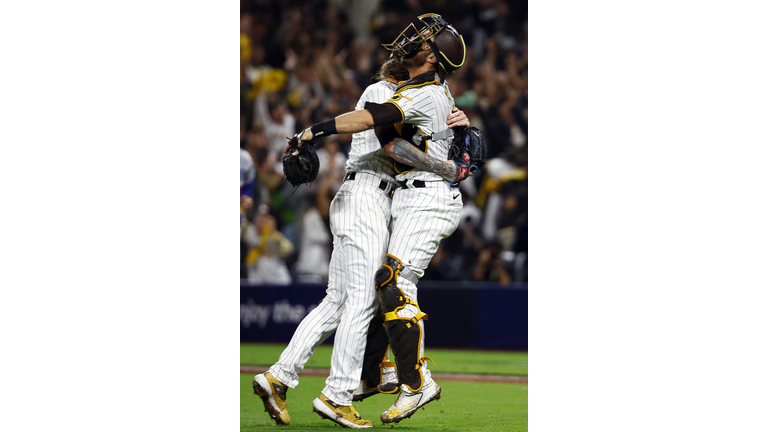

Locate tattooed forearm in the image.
[386,138,457,182]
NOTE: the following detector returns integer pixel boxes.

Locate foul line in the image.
[240,366,527,384]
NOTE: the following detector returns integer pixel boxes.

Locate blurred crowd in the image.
[240,0,527,285]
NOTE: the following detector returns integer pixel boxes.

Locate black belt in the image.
[397,180,426,188]
[344,172,398,197]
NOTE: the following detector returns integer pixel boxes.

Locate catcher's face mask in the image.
[382,13,447,58]
[383,13,466,73]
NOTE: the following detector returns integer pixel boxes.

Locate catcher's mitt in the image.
[448,126,487,186]
[281,131,320,187]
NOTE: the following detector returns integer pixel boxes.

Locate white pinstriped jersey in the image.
[345,79,399,184]
[385,73,455,183]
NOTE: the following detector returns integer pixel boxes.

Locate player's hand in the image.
[446,162,474,183]
[447,107,469,128]
[299,127,314,142]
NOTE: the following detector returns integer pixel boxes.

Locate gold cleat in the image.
[312,393,373,429]
[251,372,291,425]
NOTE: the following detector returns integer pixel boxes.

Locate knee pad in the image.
[375,254,401,295]
[375,255,405,314]
[375,254,424,321]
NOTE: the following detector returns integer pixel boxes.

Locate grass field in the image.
[241,343,528,376]
[241,343,527,431]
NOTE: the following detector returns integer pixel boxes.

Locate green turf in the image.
[241,374,527,431]
[241,343,527,376]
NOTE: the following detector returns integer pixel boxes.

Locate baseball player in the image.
[371,14,469,423]
[252,55,469,428]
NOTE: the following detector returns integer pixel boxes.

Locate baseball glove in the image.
[448,126,487,186]
[281,131,320,187]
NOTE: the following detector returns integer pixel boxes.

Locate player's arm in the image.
[298,102,403,141]
[383,138,458,182]
[296,92,467,142]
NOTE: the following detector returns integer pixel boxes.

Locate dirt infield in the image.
[240,366,527,384]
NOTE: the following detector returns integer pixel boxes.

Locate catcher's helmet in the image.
[382,13,466,74]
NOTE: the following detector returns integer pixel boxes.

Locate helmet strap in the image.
[426,39,448,78]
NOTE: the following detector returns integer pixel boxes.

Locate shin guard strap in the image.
[416,356,436,370]
[384,301,426,322]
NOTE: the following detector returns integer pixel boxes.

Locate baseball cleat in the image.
[312,394,373,429]
[380,380,441,424]
[352,380,401,401]
[353,367,401,401]
[252,372,291,425]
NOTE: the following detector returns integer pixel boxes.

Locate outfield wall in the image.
[240,282,527,350]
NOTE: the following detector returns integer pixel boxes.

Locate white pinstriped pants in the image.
[269,173,393,405]
[386,180,463,383]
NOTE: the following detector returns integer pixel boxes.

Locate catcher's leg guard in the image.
[375,254,429,392]
[360,314,390,388]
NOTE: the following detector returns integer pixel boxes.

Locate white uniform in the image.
[382,72,463,389]
[267,79,400,405]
